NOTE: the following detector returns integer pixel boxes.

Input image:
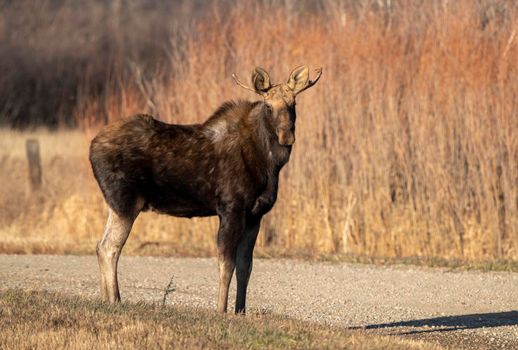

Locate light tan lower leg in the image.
[96,209,135,303]
[217,256,235,313]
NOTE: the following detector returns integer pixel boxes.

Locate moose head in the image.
[233,66,322,146]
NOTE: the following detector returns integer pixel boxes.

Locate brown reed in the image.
[1,0,517,260]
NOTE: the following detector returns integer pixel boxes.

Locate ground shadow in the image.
[351,311,518,335]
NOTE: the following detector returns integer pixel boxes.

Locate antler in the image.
[295,68,322,95]
[232,73,259,94]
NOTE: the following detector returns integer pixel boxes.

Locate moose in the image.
[89,65,321,313]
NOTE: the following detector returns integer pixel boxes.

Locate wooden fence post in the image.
[26,139,42,191]
[495,163,506,259]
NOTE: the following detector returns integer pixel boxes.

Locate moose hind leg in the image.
[96,208,138,303]
[235,218,261,313]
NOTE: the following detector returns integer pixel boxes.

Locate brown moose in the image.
[89,65,321,313]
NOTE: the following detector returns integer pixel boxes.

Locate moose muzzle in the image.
[277,128,295,146]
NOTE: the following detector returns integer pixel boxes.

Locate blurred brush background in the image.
[0,0,517,260]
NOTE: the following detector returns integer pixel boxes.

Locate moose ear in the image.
[287,65,309,93]
[252,67,271,93]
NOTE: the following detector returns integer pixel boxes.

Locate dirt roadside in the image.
[1,255,516,349]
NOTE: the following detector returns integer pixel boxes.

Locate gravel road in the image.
[1,255,517,349]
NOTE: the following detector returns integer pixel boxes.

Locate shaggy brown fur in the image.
[89,66,321,313]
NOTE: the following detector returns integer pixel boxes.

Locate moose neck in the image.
[251,102,292,173]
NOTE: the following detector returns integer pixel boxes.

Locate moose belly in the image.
[150,205,216,218]
[143,181,217,218]
[145,197,216,218]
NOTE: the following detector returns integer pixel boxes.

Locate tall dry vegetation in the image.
[1,0,517,260]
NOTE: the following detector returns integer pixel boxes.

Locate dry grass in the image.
[0,0,517,261]
[0,289,442,350]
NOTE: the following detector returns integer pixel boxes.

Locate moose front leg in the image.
[251,176,278,216]
[235,217,261,313]
[216,211,245,313]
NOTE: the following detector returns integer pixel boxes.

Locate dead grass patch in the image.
[0,289,442,350]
